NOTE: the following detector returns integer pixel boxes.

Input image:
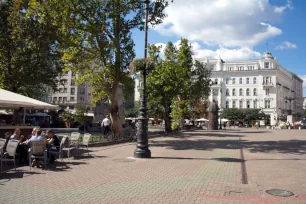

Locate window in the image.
[80,97,84,102]
[214,78,218,84]
[71,88,75,95]
[253,77,257,84]
[226,101,229,108]
[213,89,219,96]
[232,78,236,84]
[58,97,62,102]
[53,97,57,103]
[71,80,75,86]
[239,78,243,84]
[238,66,244,71]
[70,97,74,101]
[265,88,270,96]
[239,88,243,96]
[226,89,229,96]
[226,78,229,84]
[253,88,257,96]
[59,88,63,93]
[239,100,243,109]
[265,100,271,108]
[232,89,236,96]
[71,72,76,76]
[63,88,67,93]
[60,79,68,85]
[246,78,249,84]
[227,67,232,71]
[63,97,67,103]
[264,62,269,69]
[246,88,250,96]
[247,101,250,109]
[233,101,236,108]
[253,100,257,108]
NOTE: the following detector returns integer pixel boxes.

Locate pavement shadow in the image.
[0,170,44,181]
[150,138,306,155]
[47,161,88,172]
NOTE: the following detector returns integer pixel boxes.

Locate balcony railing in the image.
[262,82,273,87]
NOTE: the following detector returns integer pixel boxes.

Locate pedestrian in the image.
[255,121,259,129]
[101,115,111,136]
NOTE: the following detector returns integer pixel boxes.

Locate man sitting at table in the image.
[28,129,45,167]
[46,129,60,163]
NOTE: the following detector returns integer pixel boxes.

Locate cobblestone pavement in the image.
[1,128,306,204]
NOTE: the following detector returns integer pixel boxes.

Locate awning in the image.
[0,88,57,110]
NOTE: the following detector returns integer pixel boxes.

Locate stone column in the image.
[207,100,219,130]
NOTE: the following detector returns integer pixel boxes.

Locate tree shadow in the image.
[150,138,306,155]
[0,170,44,181]
[47,161,88,172]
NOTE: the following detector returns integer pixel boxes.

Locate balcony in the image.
[262,82,273,87]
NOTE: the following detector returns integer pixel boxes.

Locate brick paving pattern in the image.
[0,128,306,203]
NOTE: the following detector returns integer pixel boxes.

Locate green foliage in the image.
[222,108,266,123]
[221,108,245,121]
[61,111,74,122]
[74,105,89,123]
[147,39,211,131]
[304,109,306,117]
[0,0,63,96]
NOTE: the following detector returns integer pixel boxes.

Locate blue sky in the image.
[131,0,306,96]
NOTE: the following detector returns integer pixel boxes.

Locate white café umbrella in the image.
[196,118,209,122]
[0,88,57,124]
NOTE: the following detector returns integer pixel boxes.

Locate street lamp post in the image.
[219,81,223,130]
[134,0,151,158]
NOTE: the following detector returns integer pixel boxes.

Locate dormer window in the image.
[264,62,269,69]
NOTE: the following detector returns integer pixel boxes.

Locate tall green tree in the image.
[0,0,62,97]
[28,0,171,136]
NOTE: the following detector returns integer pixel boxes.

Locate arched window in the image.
[233,101,236,108]
[246,78,249,84]
[239,78,243,84]
[253,100,257,108]
[214,78,218,84]
[253,77,257,84]
[226,89,229,96]
[239,88,243,96]
[232,78,236,84]
[246,88,250,96]
[226,101,229,108]
[247,101,250,109]
[232,89,236,96]
[253,88,257,96]
[239,100,243,108]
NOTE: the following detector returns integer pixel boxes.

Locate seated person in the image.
[46,129,60,163]
[10,128,28,164]
[28,129,46,167]
[10,128,21,140]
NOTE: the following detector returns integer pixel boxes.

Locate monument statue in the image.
[207,100,219,130]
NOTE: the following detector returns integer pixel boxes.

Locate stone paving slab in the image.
[0,128,306,204]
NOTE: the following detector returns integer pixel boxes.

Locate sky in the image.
[131,0,306,96]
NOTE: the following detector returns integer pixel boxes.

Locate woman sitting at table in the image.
[10,128,28,164]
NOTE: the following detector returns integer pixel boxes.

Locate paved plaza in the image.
[1,128,306,204]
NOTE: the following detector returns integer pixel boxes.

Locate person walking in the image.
[101,115,111,136]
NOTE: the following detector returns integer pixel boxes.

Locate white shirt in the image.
[101,118,111,127]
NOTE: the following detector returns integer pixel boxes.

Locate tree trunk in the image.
[164,104,172,133]
[110,83,124,137]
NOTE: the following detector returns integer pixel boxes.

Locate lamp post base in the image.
[134,148,151,158]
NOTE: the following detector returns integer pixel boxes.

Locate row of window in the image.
[225,100,271,109]
[225,88,258,96]
[226,66,256,71]
[53,97,75,103]
[63,71,76,77]
[59,79,76,86]
[58,88,75,94]
[224,77,257,85]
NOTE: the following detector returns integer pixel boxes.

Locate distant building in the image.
[134,51,304,124]
[303,97,306,109]
[197,52,303,124]
[46,70,109,122]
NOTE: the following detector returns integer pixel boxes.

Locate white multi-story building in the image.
[197,51,303,124]
[303,97,306,109]
[134,51,303,124]
[46,70,109,122]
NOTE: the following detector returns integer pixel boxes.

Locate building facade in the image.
[197,52,303,124]
[46,70,108,122]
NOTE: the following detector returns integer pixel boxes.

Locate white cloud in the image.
[154,0,292,47]
[155,40,262,61]
[275,41,297,50]
[274,0,293,13]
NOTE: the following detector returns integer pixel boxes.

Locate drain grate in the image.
[266,189,294,197]
[113,158,136,163]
